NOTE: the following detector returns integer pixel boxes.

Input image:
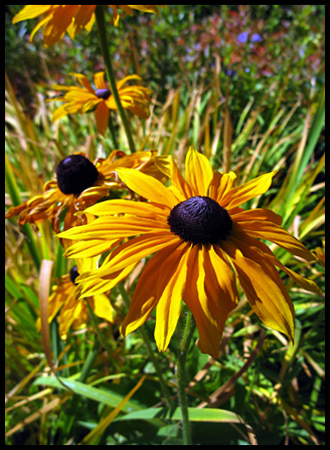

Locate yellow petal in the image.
[42,5,80,47]
[208,171,237,204]
[80,232,180,281]
[71,72,95,93]
[121,242,183,336]
[183,245,223,358]
[222,239,295,342]
[94,71,106,90]
[68,5,95,38]
[64,239,118,259]
[75,262,136,298]
[91,294,115,323]
[85,199,168,218]
[116,168,178,209]
[154,243,190,352]
[116,74,141,90]
[12,5,52,23]
[231,208,283,225]
[229,228,321,295]
[95,101,109,136]
[236,221,315,260]
[169,157,192,200]
[205,245,239,311]
[222,171,277,209]
[58,215,168,243]
[185,147,213,196]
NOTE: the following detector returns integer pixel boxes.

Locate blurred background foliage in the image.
[5,5,325,445]
[6,5,325,119]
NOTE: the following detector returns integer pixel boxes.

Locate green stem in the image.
[177,310,196,445]
[95,5,136,153]
[118,283,174,410]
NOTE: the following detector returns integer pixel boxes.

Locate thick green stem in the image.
[95,5,136,153]
[177,310,196,445]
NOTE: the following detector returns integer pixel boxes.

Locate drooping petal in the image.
[204,245,239,311]
[42,5,80,47]
[231,229,321,295]
[185,147,213,196]
[68,5,96,38]
[116,168,178,209]
[120,242,183,336]
[154,243,190,352]
[221,171,277,209]
[183,245,224,359]
[221,239,295,343]
[231,208,283,225]
[95,101,110,136]
[235,220,315,260]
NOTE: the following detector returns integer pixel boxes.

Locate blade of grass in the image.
[5,153,41,271]
[79,375,146,445]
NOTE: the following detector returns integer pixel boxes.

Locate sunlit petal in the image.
[185,147,213,196]
[221,171,277,209]
[116,168,178,209]
[222,239,295,342]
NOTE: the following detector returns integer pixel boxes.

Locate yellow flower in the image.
[12,5,163,47]
[37,257,117,340]
[58,147,321,358]
[50,72,152,136]
[5,150,166,233]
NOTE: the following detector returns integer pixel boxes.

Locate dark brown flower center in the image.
[56,154,99,195]
[95,88,111,100]
[70,265,79,285]
[167,196,232,245]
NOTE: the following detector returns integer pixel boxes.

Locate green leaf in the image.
[33,376,141,413]
[114,406,243,424]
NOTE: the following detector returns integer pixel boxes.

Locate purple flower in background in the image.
[251,33,262,43]
[237,31,248,43]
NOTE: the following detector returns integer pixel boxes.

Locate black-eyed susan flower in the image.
[37,257,117,340]
[49,72,152,136]
[12,5,163,47]
[58,147,321,358]
[5,150,167,233]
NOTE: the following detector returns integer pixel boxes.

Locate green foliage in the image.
[5,5,324,446]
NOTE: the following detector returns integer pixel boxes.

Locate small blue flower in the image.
[237,31,249,43]
[251,33,262,43]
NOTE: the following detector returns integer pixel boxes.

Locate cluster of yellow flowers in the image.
[7,6,321,358]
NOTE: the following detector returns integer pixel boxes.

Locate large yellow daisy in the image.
[58,147,321,358]
[50,72,152,136]
[12,5,163,47]
[5,150,167,233]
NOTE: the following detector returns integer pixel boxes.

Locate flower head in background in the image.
[58,147,321,358]
[12,5,163,47]
[50,72,152,136]
[36,257,117,340]
[5,150,166,233]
